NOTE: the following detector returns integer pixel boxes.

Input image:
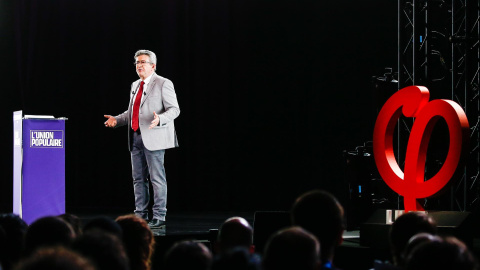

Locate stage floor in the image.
[76,211,255,237]
[77,211,360,239]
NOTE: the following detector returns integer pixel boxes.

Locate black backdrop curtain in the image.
[0,0,396,213]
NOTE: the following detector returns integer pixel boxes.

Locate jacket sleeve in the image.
[114,110,129,127]
[159,79,180,126]
[114,82,135,127]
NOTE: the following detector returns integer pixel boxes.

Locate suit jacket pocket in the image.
[153,122,169,129]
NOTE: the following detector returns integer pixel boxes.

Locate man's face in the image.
[135,55,156,80]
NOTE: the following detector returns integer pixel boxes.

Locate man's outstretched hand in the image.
[104,115,117,128]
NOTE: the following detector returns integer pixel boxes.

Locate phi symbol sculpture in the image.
[373,85,470,212]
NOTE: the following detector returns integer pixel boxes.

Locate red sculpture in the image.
[373,85,470,212]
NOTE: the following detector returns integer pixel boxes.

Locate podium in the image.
[13,111,67,224]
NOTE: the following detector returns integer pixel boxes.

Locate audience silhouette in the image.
[263,226,321,270]
[1,189,479,270]
[212,247,261,270]
[215,217,254,254]
[83,216,123,240]
[291,190,345,269]
[389,211,437,267]
[0,214,28,270]
[72,231,129,270]
[14,247,95,270]
[116,215,154,270]
[58,214,82,238]
[164,240,212,270]
[24,216,75,257]
[212,217,261,270]
[405,236,478,270]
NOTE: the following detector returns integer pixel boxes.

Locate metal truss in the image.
[451,0,480,211]
[398,0,480,211]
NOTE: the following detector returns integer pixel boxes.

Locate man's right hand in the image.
[104,115,117,128]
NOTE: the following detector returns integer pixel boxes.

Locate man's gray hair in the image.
[134,49,157,70]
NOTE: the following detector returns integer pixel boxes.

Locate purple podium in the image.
[13,111,67,224]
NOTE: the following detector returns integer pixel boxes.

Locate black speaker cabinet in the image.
[360,209,475,250]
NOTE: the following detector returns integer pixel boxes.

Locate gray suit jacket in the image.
[115,73,180,151]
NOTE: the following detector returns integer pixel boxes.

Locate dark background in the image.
[0,0,397,214]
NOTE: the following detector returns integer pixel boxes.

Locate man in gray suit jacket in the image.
[104,49,180,228]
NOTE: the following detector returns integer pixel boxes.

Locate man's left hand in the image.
[149,111,160,129]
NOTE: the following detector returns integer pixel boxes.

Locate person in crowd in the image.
[116,215,154,270]
[262,226,321,270]
[401,232,440,263]
[0,214,28,270]
[389,211,437,267]
[371,211,437,270]
[13,247,95,270]
[0,224,6,270]
[164,240,212,270]
[211,247,261,270]
[215,217,254,254]
[72,231,129,270]
[213,217,261,270]
[83,216,123,240]
[405,236,478,270]
[58,213,82,237]
[104,49,180,229]
[291,190,344,269]
[24,216,75,257]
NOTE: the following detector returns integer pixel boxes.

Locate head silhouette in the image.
[291,190,344,262]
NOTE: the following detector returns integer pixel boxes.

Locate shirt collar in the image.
[142,73,154,85]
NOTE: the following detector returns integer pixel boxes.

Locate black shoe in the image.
[148,219,166,228]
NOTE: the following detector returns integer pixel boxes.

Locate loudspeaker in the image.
[253,211,291,254]
[360,209,475,252]
[430,211,474,246]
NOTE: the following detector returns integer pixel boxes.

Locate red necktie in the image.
[132,81,145,132]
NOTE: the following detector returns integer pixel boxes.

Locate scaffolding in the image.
[397,0,480,211]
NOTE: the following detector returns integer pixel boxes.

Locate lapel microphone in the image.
[132,81,142,95]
